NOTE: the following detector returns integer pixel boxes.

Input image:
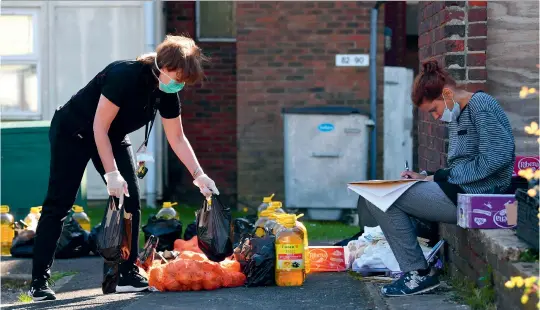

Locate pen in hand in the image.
[404,160,411,179]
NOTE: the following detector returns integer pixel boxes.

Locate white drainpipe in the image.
[144,0,157,208]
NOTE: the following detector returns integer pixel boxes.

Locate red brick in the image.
[419,33,430,47]
[469,1,487,7]
[467,53,486,66]
[446,39,465,52]
[468,22,487,37]
[467,38,486,51]
[468,68,487,80]
[468,7,487,22]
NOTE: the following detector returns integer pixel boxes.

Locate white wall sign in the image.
[335,54,369,67]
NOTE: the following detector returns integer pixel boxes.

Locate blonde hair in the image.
[137,35,208,85]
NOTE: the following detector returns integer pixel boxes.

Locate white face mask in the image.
[440,95,461,123]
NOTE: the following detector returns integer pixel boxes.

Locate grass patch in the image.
[17,292,32,303]
[519,249,539,263]
[1,278,29,290]
[50,271,78,282]
[444,268,496,310]
[303,221,359,241]
[9,272,78,304]
[84,200,359,248]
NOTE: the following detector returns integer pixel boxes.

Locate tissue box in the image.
[457,194,516,229]
[307,246,349,272]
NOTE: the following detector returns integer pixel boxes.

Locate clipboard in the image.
[347,179,427,212]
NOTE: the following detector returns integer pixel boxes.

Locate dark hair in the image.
[411,58,456,106]
[137,35,209,85]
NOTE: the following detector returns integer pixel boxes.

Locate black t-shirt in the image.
[58,60,181,143]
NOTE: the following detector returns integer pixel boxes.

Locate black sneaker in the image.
[381,269,440,297]
[28,279,56,301]
[116,265,149,293]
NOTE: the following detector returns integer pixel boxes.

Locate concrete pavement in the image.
[1,255,470,310]
[1,256,381,310]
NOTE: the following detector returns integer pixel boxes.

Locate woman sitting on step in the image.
[357,58,515,297]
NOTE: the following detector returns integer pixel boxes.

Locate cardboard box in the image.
[457,194,516,229]
[513,156,539,177]
[308,246,349,272]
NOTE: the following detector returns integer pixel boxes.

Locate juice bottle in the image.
[294,214,310,274]
[72,205,91,232]
[257,193,275,217]
[275,214,305,286]
[0,205,15,256]
[156,202,179,220]
[24,206,42,232]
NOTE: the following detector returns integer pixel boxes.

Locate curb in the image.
[359,281,390,310]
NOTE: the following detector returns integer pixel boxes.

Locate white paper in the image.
[136,152,155,162]
[347,179,426,212]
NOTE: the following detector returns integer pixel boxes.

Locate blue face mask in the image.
[155,58,185,94]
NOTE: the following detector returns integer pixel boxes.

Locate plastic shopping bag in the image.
[234,233,276,287]
[55,216,91,258]
[196,195,233,262]
[142,216,182,252]
[96,196,132,294]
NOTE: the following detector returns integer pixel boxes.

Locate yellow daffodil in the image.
[525,122,539,135]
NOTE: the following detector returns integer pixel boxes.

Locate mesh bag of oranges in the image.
[148,236,245,291]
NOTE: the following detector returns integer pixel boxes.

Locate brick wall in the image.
[236,1,386,208]
[165,2,237,206]
[416,2,539,309]
[417,0,487,173]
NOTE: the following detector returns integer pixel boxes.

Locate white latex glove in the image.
[104,170,130,199]
[193,174,219,198]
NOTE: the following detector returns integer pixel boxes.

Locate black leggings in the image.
[32,112,141,281]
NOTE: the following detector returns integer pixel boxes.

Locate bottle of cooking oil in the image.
[268,201,285,214]
[263,212,279,235]
[254,209,274,237]
[257,193,275,217]
[1,205,15,256]
[273,213,288,235]
[156,202,179,220]
[294,214,310,275]
[72,205,91,232]
[275,214,305,286]
[24,206,42,232]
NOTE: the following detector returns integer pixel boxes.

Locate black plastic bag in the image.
[234,233,276,287]
[10,218,92,258]
[142,216,182,252]
[232,218,255,248]
[88,224,101,255]
[196,195,233,262]
[410,217,439,247]
[10,230,35,258]
[55,216,91,259]
[96,197,132,294]
[183,221,197,241]
[137,235,159,272]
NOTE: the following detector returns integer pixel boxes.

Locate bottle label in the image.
[276,243,304,270]
[1,224,14,243]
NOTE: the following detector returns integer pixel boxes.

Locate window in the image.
[0,10,41,119]
[196,1,236,42]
